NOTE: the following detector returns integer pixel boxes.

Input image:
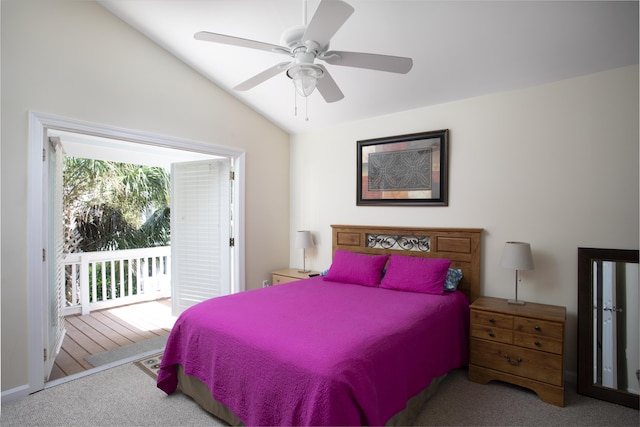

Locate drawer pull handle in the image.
[534,340,541,347]
[488,332,495,338]
[489,318,496,324]
[504,354,523,366]
[534,325,541,331]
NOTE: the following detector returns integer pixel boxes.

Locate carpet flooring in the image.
[2,365,637,426]
[1,362,222,426]
[414,369,638,426]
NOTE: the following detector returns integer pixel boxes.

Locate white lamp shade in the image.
[501,242,534,270]
[295,230,314,249]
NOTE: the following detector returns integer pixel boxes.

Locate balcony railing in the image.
[63,246,171,315]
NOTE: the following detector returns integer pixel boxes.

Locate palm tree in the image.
[63,158,170,253]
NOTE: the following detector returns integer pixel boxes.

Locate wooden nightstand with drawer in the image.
[271,269,320,285]
[468,296,566,407]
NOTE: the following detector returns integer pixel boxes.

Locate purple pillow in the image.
[323,250,388,287]
[380,254,451,295]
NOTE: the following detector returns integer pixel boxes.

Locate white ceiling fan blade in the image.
[323,51,413,74]
[195,31,289,55]
[302,0,354,50]
[315,65,344,103]
[233,62,291,91]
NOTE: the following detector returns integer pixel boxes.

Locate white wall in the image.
[1,0,290,392]
[290,65,639,378]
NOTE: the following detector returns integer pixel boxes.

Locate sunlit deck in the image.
[50,298,175,381]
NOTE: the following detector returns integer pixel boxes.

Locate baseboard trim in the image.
[1,384,30,404]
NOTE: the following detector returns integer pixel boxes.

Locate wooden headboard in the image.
[331,225,482,302]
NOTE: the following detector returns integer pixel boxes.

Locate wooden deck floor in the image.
[49,298,176,382]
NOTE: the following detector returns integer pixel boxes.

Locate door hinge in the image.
[229,237,235,247]
[229,171,235,181]
[44,348,47,361]
[42,148,46,162]
[42,248,46,262]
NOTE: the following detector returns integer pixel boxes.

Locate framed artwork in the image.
[357,129,449,206]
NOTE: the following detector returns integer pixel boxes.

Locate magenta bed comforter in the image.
[157,276,469,426]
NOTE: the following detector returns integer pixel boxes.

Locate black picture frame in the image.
[357,129,449,206]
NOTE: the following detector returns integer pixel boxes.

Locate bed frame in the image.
[175,225,483,425]
[332,225,482,302]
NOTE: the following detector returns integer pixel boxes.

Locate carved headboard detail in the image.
[331,225,482,302]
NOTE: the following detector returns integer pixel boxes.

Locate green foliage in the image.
[64,158,171,252]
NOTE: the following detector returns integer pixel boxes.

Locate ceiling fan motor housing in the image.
[280,25,329,54]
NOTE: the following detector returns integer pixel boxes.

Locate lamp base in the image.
[298,269,310,273]
[507,299,526,305]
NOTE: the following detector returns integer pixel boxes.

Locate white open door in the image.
[171,158,232,316]
[44,136,67,380]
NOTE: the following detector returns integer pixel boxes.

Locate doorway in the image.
[27,111,246,392]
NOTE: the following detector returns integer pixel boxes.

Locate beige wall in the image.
[1,0,290,391]
[290,65,639,379]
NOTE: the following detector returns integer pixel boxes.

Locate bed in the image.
[158,225,482,426]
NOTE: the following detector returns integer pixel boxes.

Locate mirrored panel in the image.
[578,248,639,409]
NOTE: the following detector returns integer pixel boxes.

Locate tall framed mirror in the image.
[577,248,639,409]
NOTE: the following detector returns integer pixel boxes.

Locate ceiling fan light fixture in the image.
[287,64,324,97]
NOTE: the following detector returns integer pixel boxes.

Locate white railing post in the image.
[119,260,124,299]
[80,253,90,315]
[110,260,116,301]
[152,256,158,291]
[139,257,145,295]
[100,260,107,303]
[71,264,78,306]
[127,258,133,297]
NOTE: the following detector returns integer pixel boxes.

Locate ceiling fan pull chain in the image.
[305,96,309,121]
[294,85,298,117]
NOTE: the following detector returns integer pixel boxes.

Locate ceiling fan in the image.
[194,0,413,103]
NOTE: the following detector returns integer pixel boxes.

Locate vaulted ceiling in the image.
[98,1,639,134]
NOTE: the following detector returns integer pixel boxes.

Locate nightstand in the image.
[271,268,320,285]
[468,296,566,407]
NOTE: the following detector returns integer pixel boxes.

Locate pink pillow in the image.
[323,250,388,287]
[380,254,451,295]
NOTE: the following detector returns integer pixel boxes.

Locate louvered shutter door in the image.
[171,159,231,316]
[45,137,66,380]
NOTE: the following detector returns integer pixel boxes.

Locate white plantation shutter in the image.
[45,136,66,380]
[171,159,231,316]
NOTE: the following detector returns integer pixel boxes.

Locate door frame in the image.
[27,111,246,394]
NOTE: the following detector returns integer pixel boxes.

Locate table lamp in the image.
[501,241,534,305]
[296,230,314,273]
